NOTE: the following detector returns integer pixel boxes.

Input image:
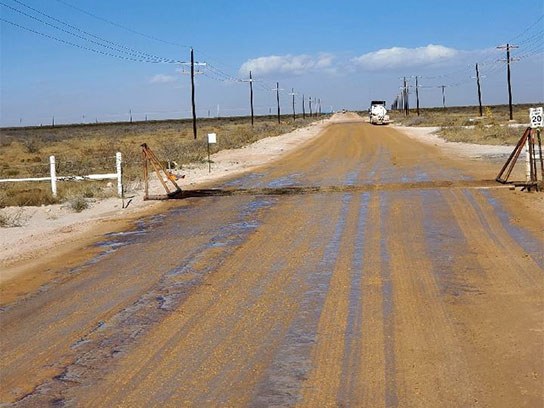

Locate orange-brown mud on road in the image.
[1,117,543,407]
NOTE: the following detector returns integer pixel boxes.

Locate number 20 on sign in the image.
[529,107,543,129]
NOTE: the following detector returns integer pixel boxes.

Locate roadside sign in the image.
[529,107,543,128]
[206,133,216,173]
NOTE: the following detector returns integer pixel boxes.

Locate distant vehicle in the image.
[369,100,390,125]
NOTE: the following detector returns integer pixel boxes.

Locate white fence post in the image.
[49,155,57,197]
[116,152,123,197]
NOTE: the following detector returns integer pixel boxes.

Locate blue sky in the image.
[1,0,543,126]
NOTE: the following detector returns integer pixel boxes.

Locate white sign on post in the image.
[529,107,543,129]
[208,133,217,144]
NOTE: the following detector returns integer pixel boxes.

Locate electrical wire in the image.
[508,14,543,43]
[0,17,176,63]
[53,0,191,48]
[1,1,181,63]
[5,0,180,63]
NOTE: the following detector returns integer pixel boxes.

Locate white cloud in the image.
[239,53,335,77]
[352,44,459,70]
[150,74,177,84]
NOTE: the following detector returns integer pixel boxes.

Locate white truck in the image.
[369,100,390,125]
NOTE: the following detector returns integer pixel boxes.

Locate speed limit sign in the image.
[529,107,543,128]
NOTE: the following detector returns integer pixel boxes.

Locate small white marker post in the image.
[528,107,543,182]
[207,133,217,173]
[116,152,123,197]
[49,155,57,197]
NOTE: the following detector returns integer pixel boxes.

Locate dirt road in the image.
[1,116,543,407]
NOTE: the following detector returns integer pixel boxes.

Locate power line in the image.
[52,0,191,48]
[508,14,543,43]
[4,0,179,63]
[0,17,176,63]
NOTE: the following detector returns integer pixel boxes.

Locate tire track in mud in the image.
[296,193,361,407]
[336,192,370,405]
[386,190,475,407]
[248,193,351,407]
[440,189,543,407]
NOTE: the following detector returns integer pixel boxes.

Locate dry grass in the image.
[438,123,522,145]
[0,115,322,207]
[387,104,538,127]
[0,208,26,227]
[385,103,540,145]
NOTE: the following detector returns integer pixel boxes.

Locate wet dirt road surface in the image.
[1,117,543,407]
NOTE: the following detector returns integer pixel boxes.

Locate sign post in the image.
[528,107,543,182]
[207,133,217,173]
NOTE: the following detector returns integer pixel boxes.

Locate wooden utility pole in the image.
[309,97,313,117]
[190,48,197,139]
[302,94,306,119]
[497,43,518,120]
[250,71,254,126]
[274,82,282,124]
[181,48,206,139]
[289,88,297,121]
[243,71,255,126]
[440,85,447,108]
[403,77,409,116]
[475,63,483,116]
[318,98,321,116]
[415,76,420,116]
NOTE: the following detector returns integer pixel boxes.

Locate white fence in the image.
[0,152,123,198]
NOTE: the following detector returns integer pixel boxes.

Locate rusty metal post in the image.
[141,143,182,199]
[496,127,531,183]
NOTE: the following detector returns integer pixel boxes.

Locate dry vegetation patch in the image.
[386,104,539,145]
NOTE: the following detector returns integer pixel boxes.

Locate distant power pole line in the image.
[288,88,297,121]
[497,43,519,120]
